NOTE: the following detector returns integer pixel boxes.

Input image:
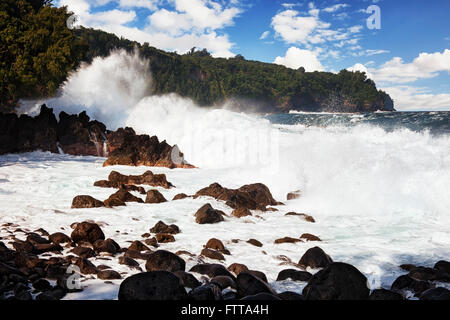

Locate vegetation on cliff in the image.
[0,1,394,113]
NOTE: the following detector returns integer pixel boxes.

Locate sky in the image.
[57,0,450,111]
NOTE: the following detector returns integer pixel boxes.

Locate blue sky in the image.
[57,0,450,110]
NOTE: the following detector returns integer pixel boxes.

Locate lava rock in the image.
[71,222,105,244]
[145,250,185,272]
[194,204,225,224]
[71,195,105,209]
[298,246,333,269]
[277,269,312,282]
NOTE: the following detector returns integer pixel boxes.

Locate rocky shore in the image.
[0,106,448,301]
[0,105,193,169]
[1,169,449,300]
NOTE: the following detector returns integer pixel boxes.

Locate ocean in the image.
[4,50,449,299]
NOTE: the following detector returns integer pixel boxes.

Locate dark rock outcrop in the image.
[103,127,193,169]
[277,269,312,282]
[108,170,173,189]
[298,246,333,269]
[145,250,185,272]
[71,222,105,244]
[236,272,276,297]
[118,271,188,300]
[150,221,180,234]
[369,289,404,300]
[194,182,281,211]
[71,195,105,209]
[145,190,167,204]
[194,204,225,224]
[302,262,370,300]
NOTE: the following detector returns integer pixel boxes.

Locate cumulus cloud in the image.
[274,47,324,72]
[323,4,349,13]
[381,86,450,111]
[58,0,241,57]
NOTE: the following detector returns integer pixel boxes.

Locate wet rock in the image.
[26,233,50,245]
[145,250,185,272]
[298,246,333,269]
[118,271,188,300]
[71,222,105,244]
[124,250,152,261]
[70,246,96,259]
[228,263,249,276]
[434,260,450,274]
[32,279,52,292]
[277,269,312,282]
[205,238,229,255]
[232,208,252,218]
[15,290,33,301]
[108,189,144,204]
[275,237,302,244]
[71,196,105,209]
[97,270,122,280]
[303,262,370,300]
[73,258,98,275]
[150,221,180,234]
[156,233,175,243]
[285,212,315,223]
[94,180,146,194]
[408,266,438,281]
[194,204,225,224]
[49,232,71,244]
[118,256,140,268]
[103,127,193,169]
[93,238,120,254]
[194,183,280,211]
[173,271,202,289]
[190,264,235,280]
[286,190,301,200]
[400,264,416,271]
[173,193,189,200]
[103,196,126,207]
[12,241,35,254]
[419,287,450,301]
[247,239,263,247]
[211,275,237,290]
[108,170,174,189]
[391,275,432,294]
[300,233,321,242]
[33,243,63,254]
[247,270,268,283]
[277,291,304,300]
[201,249,225,261]
[236,272,276,297]
[369,289,404,300]
[188,283,223,301]
[145,190,168,204]
[144,237,159,248]
[128,241,150,252]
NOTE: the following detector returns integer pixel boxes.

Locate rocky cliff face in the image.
[0,105,192,169]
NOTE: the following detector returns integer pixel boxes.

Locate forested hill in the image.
[0,0,395,113]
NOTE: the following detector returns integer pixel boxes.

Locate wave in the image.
[19,50,450,223]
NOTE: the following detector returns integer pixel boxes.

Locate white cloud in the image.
[274,47,325,72]
[365,49,389,56]
[259,31,270,40]
[347,63,374,79]
[381,86,450,111]
[58,0,241,58]
[323,4,349,13]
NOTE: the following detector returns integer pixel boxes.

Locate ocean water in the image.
[5,50,449,299]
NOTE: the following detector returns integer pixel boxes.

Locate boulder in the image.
[285,212,315,223]
[145,250,185,272]
[277,291,304,300]
[286,190,301,200]
[236,272,276,297]
[247,239,263,247]
[118,271,188,300]
[71,222,105,244]
[211,275,237,290]
[150,221,180,234]
[97,270,122,280]
[188,283,223,301]
[49,232,71,244]
[369,289,404,300]
[232,208,252,218]
[71,196,105,209]
[173,193,189,200]
[302,262,370,300]
[103,127,193,169]
[434,260,450,274]
[145,190,168,204]
[108,170,174,189]
[408,266,438,281]
[105,189,144,205]
[155,233,175,243]
[118,256,140,268]
[391,275,432,294]
[194,182,280,211]
[419,287,450,300]
[194,204,225,224]
[228,263,249,276]
[300,233,321,242]
[247,270,268,283]
[128,241,150,252]
[190,264,235,280]
[298,246,333,269]
[201,249,225,261]
[70,246,96,259]
[277,269,312,282]
[173,271,202,289]
[205,238,229,254]
[93,238,120,254]
[275,237,302,244]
